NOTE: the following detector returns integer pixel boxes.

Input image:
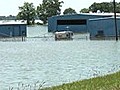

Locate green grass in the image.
[40,71,120,90]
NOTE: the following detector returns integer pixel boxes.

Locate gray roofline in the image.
[89,17,120,21]
[0,24,26,26]
[50,13,114,18]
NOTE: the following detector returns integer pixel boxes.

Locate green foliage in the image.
[0,15,16,20]
[40,71,120,90]
[17,2,36,25]
[63,8,77,15]
[80,8,89,13]
[80,2,120,13]
[37,0,64,24]
[89,2,120,13]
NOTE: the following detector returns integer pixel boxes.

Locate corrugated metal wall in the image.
[48,14,112,33]
[0,24,26,37]
[88,18,120,37]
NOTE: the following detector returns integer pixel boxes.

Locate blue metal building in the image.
[0,21,27,37]
[48,14,112,33]
[88,17,120,38]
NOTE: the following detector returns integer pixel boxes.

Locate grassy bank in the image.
[40,71,120,90]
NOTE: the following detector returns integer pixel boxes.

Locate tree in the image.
[89,2,102,13]
[80,8,89,13]
[17,2,36,25]
[37,0,64,24]
[116,2,120,13]
[63,8,77,15]
[89,2,120,13]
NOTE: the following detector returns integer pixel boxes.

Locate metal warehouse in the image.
[88,17,120,38]
[48,13,113,33]
[0,21,27,37]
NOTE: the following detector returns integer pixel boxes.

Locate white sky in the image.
[0,0,119,16]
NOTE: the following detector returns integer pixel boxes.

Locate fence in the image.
[0,37,25,42]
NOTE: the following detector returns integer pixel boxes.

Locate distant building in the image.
[0,20,27,37]
[48,13,120,39]
[88,17,120,38]
[48,13,113,33]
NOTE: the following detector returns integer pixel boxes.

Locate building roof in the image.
[89,17,120,21]
[51,13,120,18]
[80,13,120,16]
[0,20,26,25]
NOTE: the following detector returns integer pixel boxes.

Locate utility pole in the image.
[113,0,118,41]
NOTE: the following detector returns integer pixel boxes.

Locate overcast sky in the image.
[0,0,119,16]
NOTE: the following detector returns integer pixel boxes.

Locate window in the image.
[57,19,87,25]
[97,30,104,36]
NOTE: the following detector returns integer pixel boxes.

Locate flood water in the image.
[0,25,120,90]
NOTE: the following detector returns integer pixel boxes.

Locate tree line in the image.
[1,1,120,25]
[80,2,120,13]
[17,0,63,25]
[0,15,16,20]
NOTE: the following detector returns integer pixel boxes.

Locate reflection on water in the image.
[0,25,120,90]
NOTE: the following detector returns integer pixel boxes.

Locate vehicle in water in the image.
[55,31,73,40]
